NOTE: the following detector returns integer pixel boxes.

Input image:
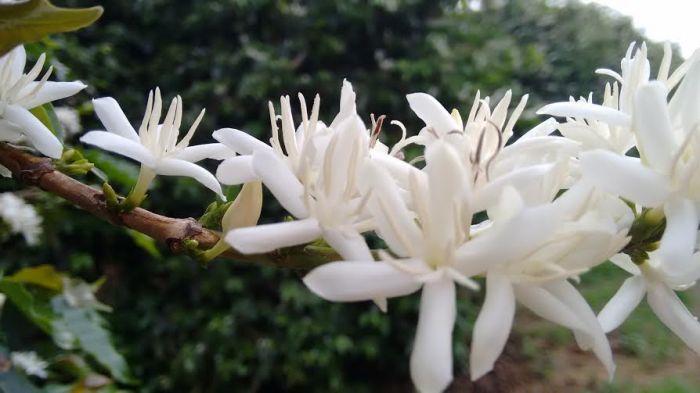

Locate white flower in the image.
[10,351,48,379]
[54,106,81,136]
[80,88,226,200]
[304,141,562,392]
[0,45,86,158]
[538,42,698,154]
[0,46,86,177]
[598,249,700,354]
[405,91,577,212]
[215,81,410,262]
[469,182,631,380]
[0,192,42,245]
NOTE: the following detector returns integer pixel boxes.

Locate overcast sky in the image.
[583,0,699,57]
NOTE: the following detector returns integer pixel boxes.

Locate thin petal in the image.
[216,156,258,185]
[455,202,559,276]
[634,82,675,173]
[303,260,421,302]
[92,97,139,141]
[359,161,422,257]
[253,149,307,218]
[0,164,10,178]
[2,45,26,82]
[669,59,700,131]
[514,284,587,331]
[407,93,461,135]
[222,181,262,231]
[323,228,372,261]
[212,128,271,154]
[425,141,467,247]
[647,282,700,354]
[80,130,155,167]
[410,278,455,393]
[579,150,671,207]
[537,102,631,127]
[172,143,233,162]
[226,218,321,254]
[545,280,615,378]
[4,104,62,158]
[470,273,515,380]
[155,158,223,198]
[598,276,646,332]
[657,198,699,273]
[21,81,87,109]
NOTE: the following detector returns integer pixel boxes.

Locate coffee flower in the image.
[304,141,562,392]
[0,45,86,175]
[81,88,226,203]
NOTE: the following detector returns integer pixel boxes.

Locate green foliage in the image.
[0,0,103,56]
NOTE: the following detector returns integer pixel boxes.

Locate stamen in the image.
[369,114,386,148]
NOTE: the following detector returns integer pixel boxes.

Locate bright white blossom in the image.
[10,351,48,379]
[0,192,42,245]
[0,45,86,176]
[80,88,226,199]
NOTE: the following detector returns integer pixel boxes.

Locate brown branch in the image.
[0,143,338,270]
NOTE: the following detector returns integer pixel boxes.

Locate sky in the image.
[583,0,700,57]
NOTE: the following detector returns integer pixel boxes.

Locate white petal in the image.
[212,128,271,154]
[669,59,700,131]
[359,162,423,257]
[21,81,87,109]
[4,104,62,158]
[634,82,675,173]
[216,156,258,185]
[0,119,24,143]
[455,203,559,276]
[0,164,10,178]
[514,284,587,331]
[80,130,155,167]
[92,97,139,141]
[473,163,561,212]
[545,280,615,377]
[1,45,26,82]
[155,158,223,198]
[470,273,515,381]
[610,253,641,276]
[406,93,461,135]
[537,102,631,127]
[252,149,307,218]
[647,282,700,354]
[579,150,671,207]
[657,198,699,273]
[323,228,373,261]
[227,218,322,254]
[172,143,233,162]
[598,276,646,332]
[303,260,421,302]
[425,141,467,247]
[410,278,456,393]
[330,79,360,128]
[518,117,559,140]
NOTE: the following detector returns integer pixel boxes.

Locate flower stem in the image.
[122,167,156,210]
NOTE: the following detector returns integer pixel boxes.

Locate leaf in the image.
[0,279,75,349]
[53,299,134,384]
[0,0,104,56]
[126,229,161,259]
[0,280,56,335]
[0,368,42,393]
[6,265,64,292]
[82,149,139,188]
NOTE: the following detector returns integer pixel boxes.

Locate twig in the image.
[0,143,338,270]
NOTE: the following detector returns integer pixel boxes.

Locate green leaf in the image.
[0,280,56,335]
[0,368,42,393]
[126,229,161,259]
[82,149,139,188]
[0,0,103,56]
[6,265,64,292]
[53,299,134,384]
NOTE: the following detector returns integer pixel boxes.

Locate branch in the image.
[0,143,338,270]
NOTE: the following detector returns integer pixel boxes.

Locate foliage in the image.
[0,0,102,56]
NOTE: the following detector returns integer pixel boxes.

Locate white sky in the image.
[583,0,700,57]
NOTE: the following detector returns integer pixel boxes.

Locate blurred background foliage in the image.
[1,0,692,391]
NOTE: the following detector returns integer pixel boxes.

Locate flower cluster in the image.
[2,41,700,392]
[0,192,42,245]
